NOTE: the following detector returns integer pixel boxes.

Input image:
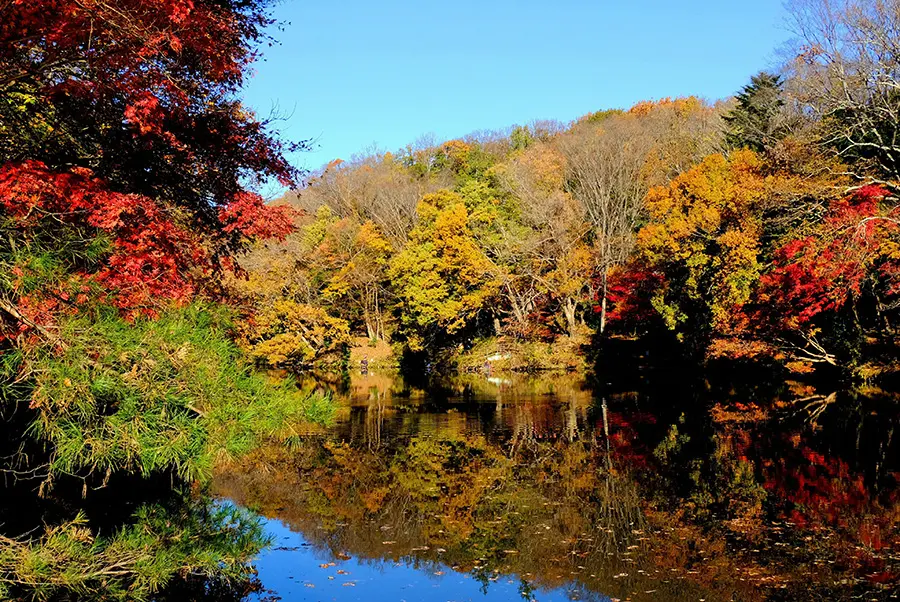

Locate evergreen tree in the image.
[724,72,787,152]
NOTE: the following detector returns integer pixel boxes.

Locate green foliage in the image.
[23,303,334,483]
[0,213,109,300]
[577,108,625,124]
[458,178,522,243]
[509,125,534,151]
[435,140,498,184]
[692,434,767,519]
[653,415,691,462]
[0,495,267,602]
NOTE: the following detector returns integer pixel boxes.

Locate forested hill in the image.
[263,99,725,362]
[232,5,900,380]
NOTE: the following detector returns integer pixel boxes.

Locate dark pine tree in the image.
[724,72,786,153]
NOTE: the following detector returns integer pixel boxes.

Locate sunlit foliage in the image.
[389,191,500,351]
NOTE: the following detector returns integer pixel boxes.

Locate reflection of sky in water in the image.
[252,518,608,602]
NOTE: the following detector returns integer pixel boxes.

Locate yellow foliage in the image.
[546,244,593,298]
[388,191,500,348]
[636,150,771,333]
[442,139,472,160]
[321,219,392,303]
[628,96,705,117]
[241,300,350,367]
[517,144,567,193]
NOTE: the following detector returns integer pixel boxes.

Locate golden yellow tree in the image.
[635,150,770,339]
[389,190,500,350]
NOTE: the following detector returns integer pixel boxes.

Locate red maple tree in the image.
[0,0,304,329]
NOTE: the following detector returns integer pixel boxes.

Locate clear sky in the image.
[243,0,790,187]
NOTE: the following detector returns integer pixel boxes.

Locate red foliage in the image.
[763,446,869,527]
[2,0,260,90]
[757,435,900,583]
[123,92,167,138]
[756,237,867,327]
[0,161,206,312]
[752,186,896,330]
[0,160,97,219]
[0,0,304,333]
[602,263,666,330]
[602,410,658,471]
[219,192,297,241]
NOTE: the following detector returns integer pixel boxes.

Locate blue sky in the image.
[243,0,790,189]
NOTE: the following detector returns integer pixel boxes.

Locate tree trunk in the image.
[505,283,527,328]
[599,272,608,334]
[374,288,385,341]
[564,297,577,338]
[364,288,376,340]
[365,316,376,340]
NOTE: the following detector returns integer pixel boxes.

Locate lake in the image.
[213,369,900,601]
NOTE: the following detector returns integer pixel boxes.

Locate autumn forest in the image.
[3,0,900,601]
[240,6,900,378]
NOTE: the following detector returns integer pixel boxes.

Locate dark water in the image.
[213,371,900,601]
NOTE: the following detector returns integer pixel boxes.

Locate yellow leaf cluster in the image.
[242,300,350,367]
[388,191,500,345]
[636,150,771,332]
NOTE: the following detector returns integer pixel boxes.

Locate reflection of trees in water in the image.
[364,391,385,450]
[215,428,759,602]
[756,390,900,588]
[328,372,597,453]
[215,377,900,602]
[648,387,900,598]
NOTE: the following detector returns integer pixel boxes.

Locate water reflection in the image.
[215,373,900,601]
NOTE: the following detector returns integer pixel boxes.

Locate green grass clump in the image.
[24,302,334,483]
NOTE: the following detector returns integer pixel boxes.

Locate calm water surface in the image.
[213,370,900,601]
